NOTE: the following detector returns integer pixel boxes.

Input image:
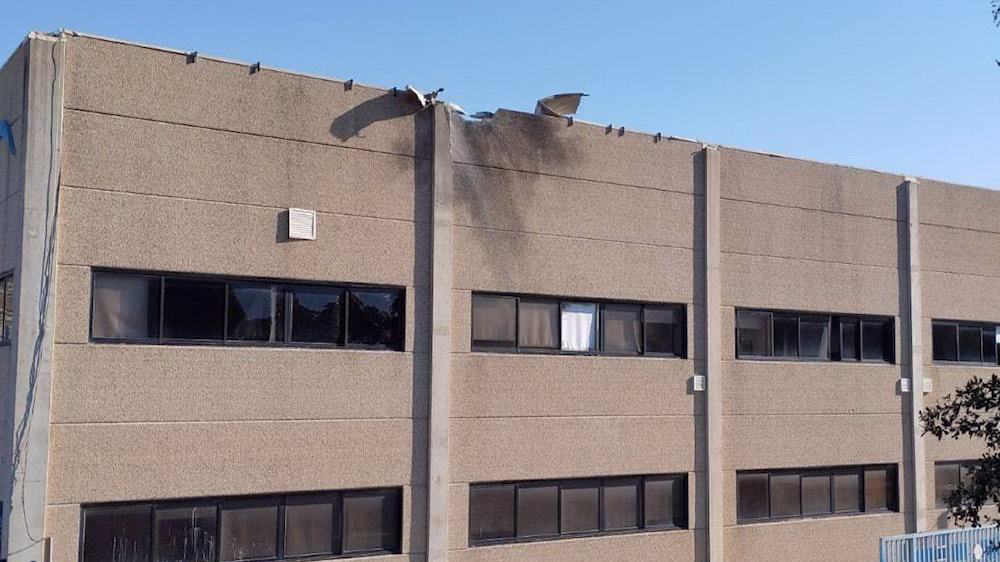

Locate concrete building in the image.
[0,30,996,562]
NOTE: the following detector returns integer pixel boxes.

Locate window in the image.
[735,309,894,363]
[932,320,1000,365]
[935,461,989,509]
[90,271,404,351]
[468,474,687,546]
[80,489,402,562]
[736,465,897,523]
[1,272,13,342]
[471,292,686,358]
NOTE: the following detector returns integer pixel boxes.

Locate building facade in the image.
[0,30,996,562]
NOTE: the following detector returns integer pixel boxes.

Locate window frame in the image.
[89,269,405,352]
[931,319,1000,366]
[0,270,14,345]
[934,460,992,509]
[735,308,895,364]
[79,488,403,562]
[735,464,897,524]
[471,292,687,359]
[468,474,688,547]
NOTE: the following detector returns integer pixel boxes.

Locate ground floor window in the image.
[80,488,402,562]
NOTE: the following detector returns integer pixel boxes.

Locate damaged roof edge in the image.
[23,29,996,192]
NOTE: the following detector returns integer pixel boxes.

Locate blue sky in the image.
[5,1,999,188]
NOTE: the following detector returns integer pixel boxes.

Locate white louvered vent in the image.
[288,208,317,240]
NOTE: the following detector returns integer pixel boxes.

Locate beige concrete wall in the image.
[446,113,703,561]
[48,34,431,560]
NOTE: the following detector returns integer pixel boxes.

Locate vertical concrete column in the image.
[426,103,454,562]
[5,33,64,562]
[904,177,926,533]
[703,146,724,561]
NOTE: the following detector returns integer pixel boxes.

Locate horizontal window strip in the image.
[932,320,999,366]
[471,292,686,358]
[469,474,687,546]
[735,308,895,363]
[80,488,403,562]
[90,270,405,351]
[736,464,898,524]
[0,272,13,344]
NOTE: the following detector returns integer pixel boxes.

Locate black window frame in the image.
[735,464,898,524]
[735,308,895,364]
[931,320,1000,366]
[89,269,405,351]
[471,292,687,359]
[79,488,403,562]
[468,474,688,547]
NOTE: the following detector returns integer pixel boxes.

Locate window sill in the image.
[734,357,895,366]
[930,361,1000,369]
[88,339,407,353]
[470,349,687,360]
[736,510,900,527]
[470,525,689,548]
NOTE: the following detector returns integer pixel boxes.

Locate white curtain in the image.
[561,303,597,352]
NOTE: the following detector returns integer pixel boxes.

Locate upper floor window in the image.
[0,272,13,343]
[737,464,897,523]
[91,271,404,350]
[80,488,402,562]
[932,321,999,365]
[469,474,687,546]
[736,309,894,363]
[471,293,686,357]
[934,461,990,509]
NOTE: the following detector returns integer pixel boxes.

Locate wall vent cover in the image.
[288,208,317,240]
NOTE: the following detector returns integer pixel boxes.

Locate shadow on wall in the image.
[449,111,582,289]
[329,91,423,142]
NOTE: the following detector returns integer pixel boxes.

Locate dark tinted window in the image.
[840,318,859,361]
[472,295,516,348]
[935,463,961,508]
[737,311,771,356]
[219,498,278,561]
[644,305,684,355]
[163,279,225,340]
[959,325,983,362]
[861,319,893,362]
[602,478,639,531]
[799,315,831,359]
[602,304,642,354]
[801,474,831,515]
[227,283,276,342]
[644,476,686,528]
[932,322,959,361]
[155,504,217,562]
[469,484,515,542]
[342,490,401,554]
[559,481,600,534]
[833,471,861,513]
[284,494,337,557]
[984,327,998,365]
[517,299,559,349]
[348,289,403,348]
[516,484,558,538]
[769,474,801,518]
[92,273,161,340]
[290,286,342,344]
[82,505,152,562]
[772,314,798,357]
[864,468,894,511]
[737,473,769,521]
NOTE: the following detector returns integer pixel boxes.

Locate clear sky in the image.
[4,0,999,188]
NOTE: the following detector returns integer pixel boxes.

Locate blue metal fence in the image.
[881,526,1000,562]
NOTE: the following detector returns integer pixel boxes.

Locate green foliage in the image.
[922,374,1000,526]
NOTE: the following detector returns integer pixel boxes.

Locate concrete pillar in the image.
[425,103,454,562]
[5,33,64,562]
[703,146,724,561]
[903,177,926,533]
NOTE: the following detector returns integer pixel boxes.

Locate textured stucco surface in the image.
[11,30,1000,562]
